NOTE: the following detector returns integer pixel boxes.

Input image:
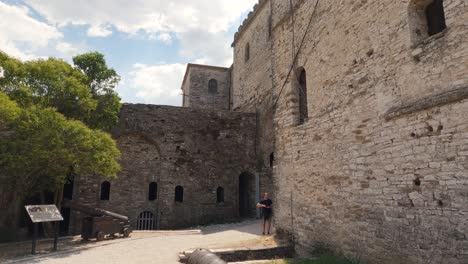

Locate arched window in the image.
[298,68,308,125]
[148,182,157,201]
[175,186,184,202]
[245,43,250,62]
[269,152,275,168]
[408,0,446,44]
[100,181,110,201]
[208,79,218,94]
[425,0,446,36]
[217,187,224,203]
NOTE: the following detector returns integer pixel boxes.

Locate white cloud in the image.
[55,42,78,55]
[87,25,113,37]
[123,63,186,106]
[26,0,256,34]
[3,0,258,105]
[156,33,172,44]
[178,29,234,66]
[0,2,63,60]
[25,0,257,65]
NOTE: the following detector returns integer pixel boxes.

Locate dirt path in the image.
[6,220,275,264]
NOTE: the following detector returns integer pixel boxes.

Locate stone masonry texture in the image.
[2,0,467,263]
[71,104,257,233]
[182,64,231,111]
[230,0,468,263]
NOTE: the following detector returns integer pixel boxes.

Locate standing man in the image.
[257,193,272,235]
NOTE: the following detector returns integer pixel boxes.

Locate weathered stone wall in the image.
[264,0,468,263]
[182,64,231,111]
[71,104,257,232]
[232,0,272,112]
[231,0,276,207]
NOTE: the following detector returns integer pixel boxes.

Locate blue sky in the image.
[0,0,256,105]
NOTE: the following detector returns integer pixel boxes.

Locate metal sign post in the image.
[25,205,64,255]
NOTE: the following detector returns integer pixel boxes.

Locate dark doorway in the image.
[239,172,253,218]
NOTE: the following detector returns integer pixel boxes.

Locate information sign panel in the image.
[25,205,63,223]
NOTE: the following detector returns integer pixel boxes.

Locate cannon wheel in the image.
[96,232,105,241]
[123,228,131,238]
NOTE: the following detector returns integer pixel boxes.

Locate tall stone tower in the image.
[181,63,231,111]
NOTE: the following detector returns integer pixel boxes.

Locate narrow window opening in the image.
[298,68,308,124]
[426,0,446,36]
[269,152,275,168]
[100,181,110,201]
[175,185,184,202]
[409,0,447,45]
[245,43,250,62]
[148,182,157,201]
[208,79,218,94]
[217,187,224,203]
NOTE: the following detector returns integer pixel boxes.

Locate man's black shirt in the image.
[260,199,272,214]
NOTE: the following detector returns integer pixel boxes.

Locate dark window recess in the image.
[269,152,275,168]
[245,43,250,62]
[175,186,184,202]
[148,182,157,201]
[426,0,446,36]
[100,181,110,201]
[63,179,74,200]
[217,187,224,203]
[208,79,218,93]
[298,68,308,124]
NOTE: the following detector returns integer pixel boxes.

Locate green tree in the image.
[0,52,96,123]
[0,92,121,198]
[73,52,122,131]
[0,51,122,132]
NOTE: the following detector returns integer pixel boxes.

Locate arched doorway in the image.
[136,211,155,230]
[239,172,255,218]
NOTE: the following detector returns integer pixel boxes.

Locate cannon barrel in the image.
[187,249,226,264]
[63,200,129,222]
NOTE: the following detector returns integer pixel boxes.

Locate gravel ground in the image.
[8,220,273,264]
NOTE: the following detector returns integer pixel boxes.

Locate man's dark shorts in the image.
[263,211,272,221]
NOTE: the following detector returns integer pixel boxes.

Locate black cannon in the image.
[63,200,132,241]
[187,249,226,264]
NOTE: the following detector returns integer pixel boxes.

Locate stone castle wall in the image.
[232,0,272,112]
[71,104,257,232]
[262,0,468,263]
[182,64,231,111]
[231,1,276,204]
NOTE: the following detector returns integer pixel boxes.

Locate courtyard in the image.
[3,220,276,264]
